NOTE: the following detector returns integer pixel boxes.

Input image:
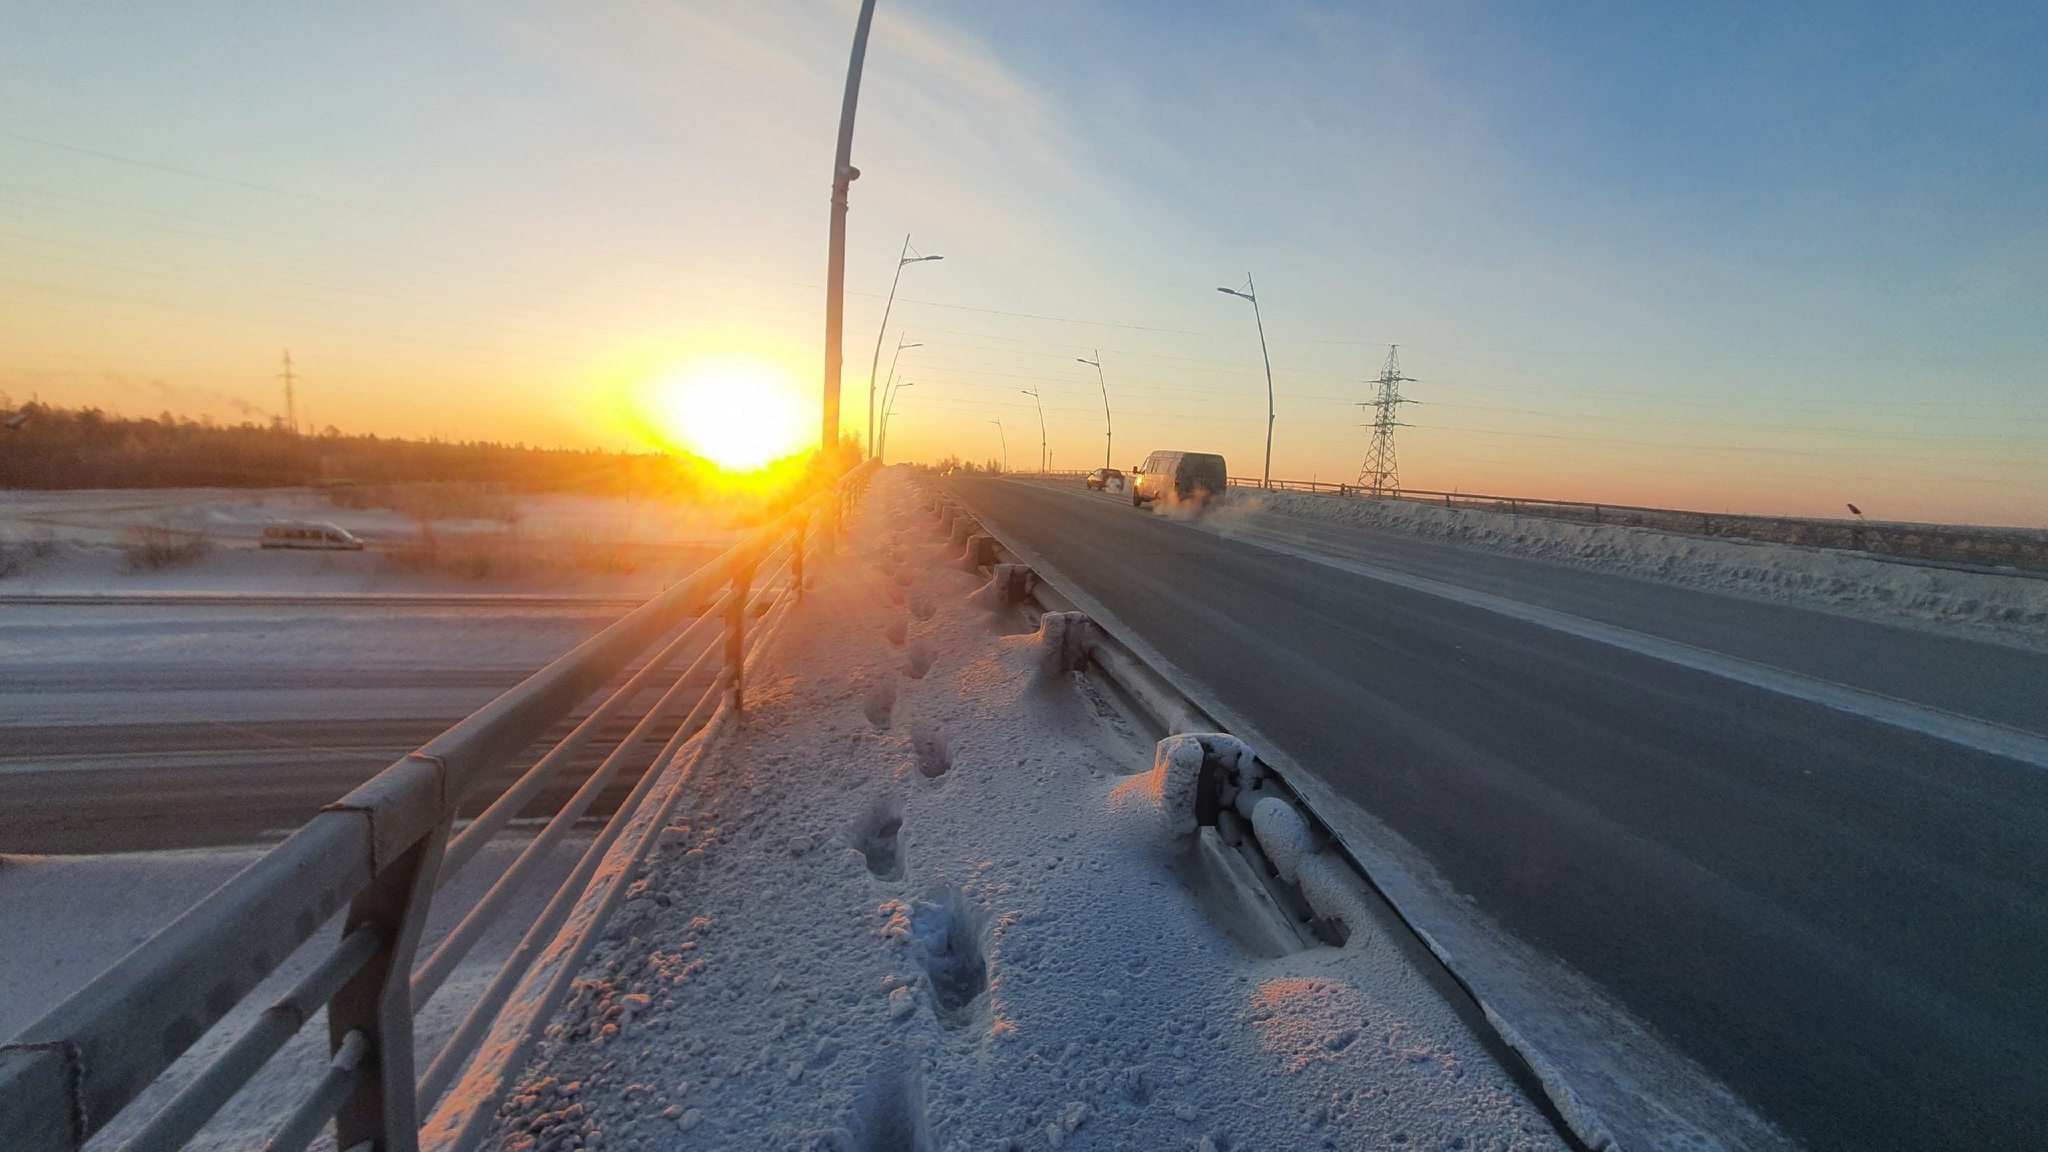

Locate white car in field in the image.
[259,522,365,550]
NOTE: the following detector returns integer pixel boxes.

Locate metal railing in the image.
[929,480,1602,1150]
[1222,475,2048,576]
[0,463,876,1152]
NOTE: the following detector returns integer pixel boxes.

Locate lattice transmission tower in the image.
[1356,345,1415,497]
[278,349,298,435]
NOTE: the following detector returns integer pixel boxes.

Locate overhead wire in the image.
[6,131,2045,487]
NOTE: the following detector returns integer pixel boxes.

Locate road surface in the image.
[0,598,694,853]
[950,476,2048,1152]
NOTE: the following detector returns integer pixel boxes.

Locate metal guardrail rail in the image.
[0,464,876,1152]
[1222,474,2048,576]
[1005,470,2046,576]
[929,479,1604,1151]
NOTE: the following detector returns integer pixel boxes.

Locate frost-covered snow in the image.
[0,831,595,1152]
[1226,487,2048,649]
[0,846,270,1040]
[483,468,1563,1152]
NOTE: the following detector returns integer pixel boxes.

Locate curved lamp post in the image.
[866,237,942,456]
[1077,351,1110,471]
[1020,388,1047,473]
[1217,274,1276,489]
[878,335,920,448]
[989,418,1008,473]
[878,382,913,463]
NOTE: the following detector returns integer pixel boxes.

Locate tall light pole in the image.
[989,418,1008,473]
[865,237,943,457]
[822,0,880,462]
[878,335,920,445]
[1020,388,1047,472]
[1217,274,1276,489]
[879,382,914,462]
[1077,351,1110,470]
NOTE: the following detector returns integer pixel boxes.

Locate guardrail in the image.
[1224,476,2048,576]
[929,479,1603,1151]
[0,463,876,1152]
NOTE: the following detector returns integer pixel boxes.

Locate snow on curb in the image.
[1234,488,2048,649]
[486,469,1565,1152]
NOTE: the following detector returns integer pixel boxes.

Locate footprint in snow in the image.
[864,680,897,729]
[910,725,951,779]
[849,796,906,881]
[904,640,934,680]
[908,889,988,1030]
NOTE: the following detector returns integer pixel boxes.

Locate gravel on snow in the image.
[487,468,1563,1152]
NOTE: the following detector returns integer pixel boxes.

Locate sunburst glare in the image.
[640,355,809,471]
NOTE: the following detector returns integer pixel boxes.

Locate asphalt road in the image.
[951,477,2048,1152]
[0,709,688,853]
[0,600,694,853]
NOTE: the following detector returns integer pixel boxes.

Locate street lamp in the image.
[879,382,914,463]
[878,335,921,444]
[1217,274,1276,489]
[867,236,943,457]
[1020,388,1047,473]
[821,0,881,459]
[1077,352,1110,471]
[989,418,1008,473]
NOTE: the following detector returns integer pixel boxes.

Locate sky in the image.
[1,0,2043,523]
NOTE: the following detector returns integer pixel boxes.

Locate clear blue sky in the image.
[1,0,2042,521]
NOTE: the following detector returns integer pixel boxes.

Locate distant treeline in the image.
[0,402,710,494]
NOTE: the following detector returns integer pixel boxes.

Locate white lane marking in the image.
[1215,523,2048,769]
[1003,480,2048,768]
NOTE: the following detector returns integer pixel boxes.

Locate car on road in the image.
[1131,451,1227,508]
[1085,467,1123,491]
[260,522,365,550]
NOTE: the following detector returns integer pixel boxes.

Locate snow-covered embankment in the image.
[485,468,1564,1152]
[1232,487,2048,649]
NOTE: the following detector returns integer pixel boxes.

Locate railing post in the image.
[724,562,756,711]
[330,820,450,1152]
[792,516,807,600]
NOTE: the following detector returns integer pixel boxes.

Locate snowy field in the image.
[0,831,595,1152]
[1222,487,2048,651]
[0,487,741,596]
[481,470,1564,1152]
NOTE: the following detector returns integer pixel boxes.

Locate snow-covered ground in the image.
[1227,487,2048,650]
[0,488,740,596]
[483,469,1564,1151]
[0,830,594,1152]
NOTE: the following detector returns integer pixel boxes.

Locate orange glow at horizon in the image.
[622,353,811,474]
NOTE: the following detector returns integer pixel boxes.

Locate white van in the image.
[260,522,365,550]
[1130,451,1228,508]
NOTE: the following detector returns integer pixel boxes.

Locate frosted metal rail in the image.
[0,463,874,1152]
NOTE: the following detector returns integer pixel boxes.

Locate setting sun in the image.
[643,355,809,471]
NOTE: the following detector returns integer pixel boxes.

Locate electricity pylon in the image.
[278,350,298,435]
[1356,345,1414,497]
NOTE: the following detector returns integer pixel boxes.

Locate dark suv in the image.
[1131,451,1228,508]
